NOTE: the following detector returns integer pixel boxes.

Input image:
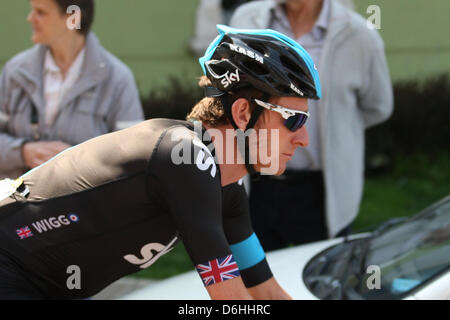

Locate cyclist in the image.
[0,25,320,300]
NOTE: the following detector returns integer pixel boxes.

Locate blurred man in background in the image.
[230,0,393,251]
[190,0,254,55]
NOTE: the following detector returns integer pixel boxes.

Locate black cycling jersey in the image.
[0,119,271,299]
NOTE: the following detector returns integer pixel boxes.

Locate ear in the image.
[230,98,252,131]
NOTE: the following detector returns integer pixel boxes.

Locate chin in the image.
[31,32,47,44]
[273,165,286,176]
[31,35,42,44]
[256,162,286,176]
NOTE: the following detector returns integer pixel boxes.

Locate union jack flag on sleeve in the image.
[16,226,33,239]
[196,254,240,286]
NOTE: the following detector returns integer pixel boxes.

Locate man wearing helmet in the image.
[230,0,394,250]
[0,25,320,300]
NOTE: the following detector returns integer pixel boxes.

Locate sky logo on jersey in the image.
[16,226,33,239]
[124,237,178,269]
[193,137,217,178]
[196,254,240,287]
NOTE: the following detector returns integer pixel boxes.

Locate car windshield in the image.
[303,196,450,299]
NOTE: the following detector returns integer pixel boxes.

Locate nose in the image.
[27,11,34,24]
[292,126,309,147]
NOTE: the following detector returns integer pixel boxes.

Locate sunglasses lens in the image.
[284,114,308,131]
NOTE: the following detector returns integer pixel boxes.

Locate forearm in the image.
[247,277,293,300]
[360,44,393,129]
[207,277,254,300]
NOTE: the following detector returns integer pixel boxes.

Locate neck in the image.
[49,32,86,75]
[203,123,248,187]
[283,0,324,38]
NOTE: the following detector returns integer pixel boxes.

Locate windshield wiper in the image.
[330,239,369,300]
[344,217,409,276]
[343,239,369,275]
[341,218,410,299]
[372,217,408,237]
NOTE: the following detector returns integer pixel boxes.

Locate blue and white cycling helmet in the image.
[199,25,321,176]
[199,24,321,100]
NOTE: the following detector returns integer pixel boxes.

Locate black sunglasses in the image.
[254,99,309,131]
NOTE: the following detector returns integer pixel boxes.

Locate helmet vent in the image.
[275,85,292,95]
[247,43,267,56]
[280,55,302,75]
[205,61,229,78]
[242,60,268,76]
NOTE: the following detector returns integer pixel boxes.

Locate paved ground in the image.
[90,277,157,300]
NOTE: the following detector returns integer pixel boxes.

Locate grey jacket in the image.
[230,0,394,236]
[0,33,144,179]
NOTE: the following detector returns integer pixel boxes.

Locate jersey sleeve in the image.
[148,126,239,286]
[221,181,273,288]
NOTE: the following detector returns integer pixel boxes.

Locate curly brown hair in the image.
[187,76,266,126]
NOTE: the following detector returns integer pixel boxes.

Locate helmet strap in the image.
[205,87,270,179]
[240,95,268,179]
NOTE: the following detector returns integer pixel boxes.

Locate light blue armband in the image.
[229,233,265,270]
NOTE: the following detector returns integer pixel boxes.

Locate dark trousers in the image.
[249,171,352,252]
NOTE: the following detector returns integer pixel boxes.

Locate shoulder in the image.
[128,119,192,151]
[336,4,385,50]
[147,119,200,160]
[102,49,135,81]
[151,121,220,183]
[155,120,201,156]
[1,45,42,76]
[161,122,216,170]
[86,33,135,83]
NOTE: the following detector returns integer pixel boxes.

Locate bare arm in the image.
[206,277,254,300]
[22,141,71,169]
[206,275,292,300]
[247,277,292,300]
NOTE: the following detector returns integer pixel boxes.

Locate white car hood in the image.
[122,237,354,300]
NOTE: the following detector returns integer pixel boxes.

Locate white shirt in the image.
[43,47,85,126]
[271,0,330,170]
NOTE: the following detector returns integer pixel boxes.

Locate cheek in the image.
[33,14,49,29]
[50,15,67,29]
[255,115,285,156]
[38,17,49,29]
[276,126,292,148]
[42,11,67,28]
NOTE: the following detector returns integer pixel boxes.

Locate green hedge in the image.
[140,76,203,121]
[140,74,450,174]
[365,73,450,174]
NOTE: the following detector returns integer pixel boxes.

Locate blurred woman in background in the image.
[0,0,143,179]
